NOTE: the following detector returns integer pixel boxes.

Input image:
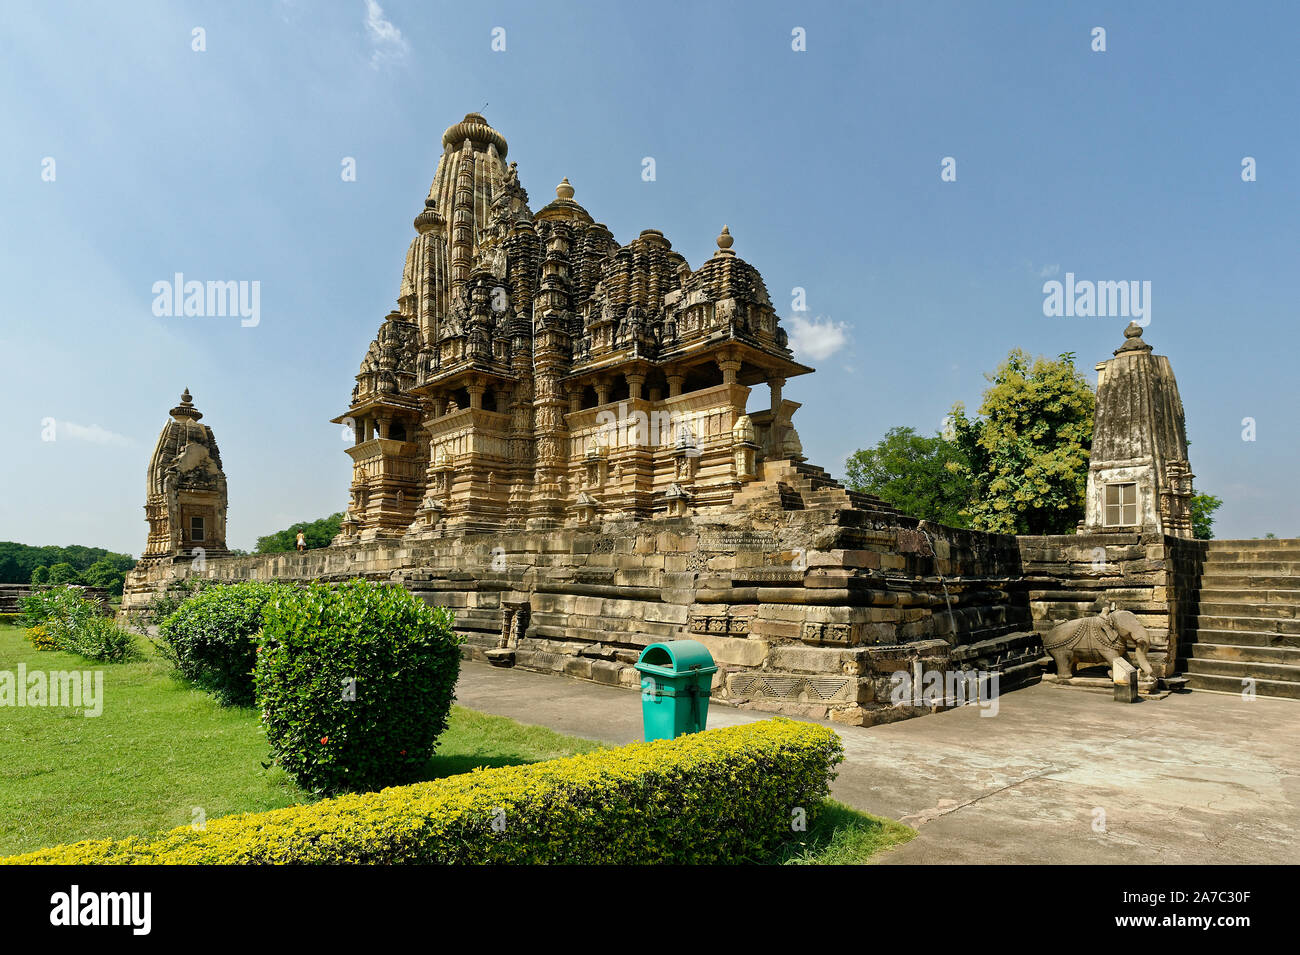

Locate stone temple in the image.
[139,389,229,562]
[123,112,1300,717]
[1082,322,1194,538]
[332,113,812,540]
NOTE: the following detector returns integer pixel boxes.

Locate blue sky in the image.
[1,0,1296,554]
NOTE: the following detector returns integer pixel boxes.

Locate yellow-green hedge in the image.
[3,719,842,864]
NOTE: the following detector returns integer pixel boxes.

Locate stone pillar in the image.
[769,376,785,412]
[667,374,684,398]
[626,372,645,401]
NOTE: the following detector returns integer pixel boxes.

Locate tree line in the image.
[0,544,137,595]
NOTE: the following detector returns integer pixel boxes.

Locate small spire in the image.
[1115,320,1153,355]
[556,177,575,200]
[715,224,735,256]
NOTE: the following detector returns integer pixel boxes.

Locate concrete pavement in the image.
[454,661,1300,864]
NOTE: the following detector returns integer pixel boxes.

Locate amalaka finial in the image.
[556,177,575,200]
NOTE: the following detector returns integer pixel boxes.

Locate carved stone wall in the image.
[124,500,1036,727]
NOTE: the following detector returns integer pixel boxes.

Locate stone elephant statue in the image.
[1043,605,1153,679]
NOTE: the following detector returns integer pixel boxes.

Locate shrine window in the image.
[1104,483,1138,527]
[190,515,206,541]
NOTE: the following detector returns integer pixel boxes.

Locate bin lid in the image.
[634,639,718,676]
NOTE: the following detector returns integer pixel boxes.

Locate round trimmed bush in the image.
[254,579,462,795]
[158,582,289,706]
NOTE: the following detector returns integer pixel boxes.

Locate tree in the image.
[82,558,128,596]
[46,562,83,585]
[843,427,973,527]
[30,565,49,585]
[1188,493,1222,540]
[255,513,345,554]
[950,349,1095,535]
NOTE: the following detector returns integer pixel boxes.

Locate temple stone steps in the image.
[732,459,900,514]
[1190,621,1300,641]
[1206,551,1300,565]
[1197,608,1300,626]
[1198,588,1300,604]
[1176,672,1300,700]
[1177,539,1300,698]
[1183,642,1300,665]
[1199,560,1300,575]
[1182,658,1300,685]
[1202,538,1300,553]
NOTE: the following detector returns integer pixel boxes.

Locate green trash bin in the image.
[634,640,718,741]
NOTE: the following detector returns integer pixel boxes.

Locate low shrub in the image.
[17,586,136,662]
[25,624,56,651]
[255,579,462,794]
[2,719,844,864]
[64,615,139,663]
[156,582,290,706]
[126,576,213,637]
[20,586,97,632]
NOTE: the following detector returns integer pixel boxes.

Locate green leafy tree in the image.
[46,562,83,586]
[843,427,973,527]
[950,349,1095,534]
[82,557,128,596]
[30,565,49,585]
[255,513,345,554]
[1187,493,1223,540]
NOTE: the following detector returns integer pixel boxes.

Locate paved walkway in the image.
[456,662,1300,864]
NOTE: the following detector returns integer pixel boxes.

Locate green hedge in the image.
[156,582,290,707]
[255,579,462,794]
[3,719,843,864]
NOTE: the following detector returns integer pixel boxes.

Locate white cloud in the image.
[788,315,850,361]
[1038,263,1060,278]
[59,421,132,446]
[363,0,408,69]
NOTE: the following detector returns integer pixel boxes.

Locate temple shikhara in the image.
[1082,322,1195,538]
[332,113,813,540]
[141,389,230,561]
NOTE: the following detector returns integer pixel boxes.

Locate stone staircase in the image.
[732,459,900,515]
[1177,539,1300,700]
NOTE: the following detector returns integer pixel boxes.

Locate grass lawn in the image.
[0,623,912,863]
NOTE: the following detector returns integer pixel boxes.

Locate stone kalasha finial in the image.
[715,224,735,256]
[414,197,442,233]
[1115,320,1153,355]
[556,177,575,200]
[170,388,202,421]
